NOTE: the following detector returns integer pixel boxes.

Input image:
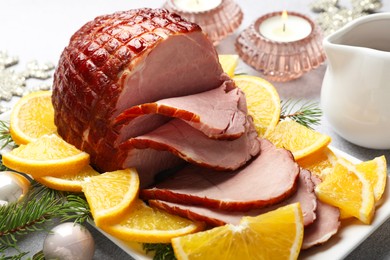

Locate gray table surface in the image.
[1,0,390,259]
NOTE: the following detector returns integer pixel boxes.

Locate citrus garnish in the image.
[99,199,204,243]
[315,158,375,224]
[2,134,90,178]
[267,119,331,160]
[356,155,387,202]
[81,169,139,226]
[233,75,281,137]
[171,203,303,260]
[218,54,239,77]
[10,91,56,145]
[35,165,100,192]
[297,147,337,180]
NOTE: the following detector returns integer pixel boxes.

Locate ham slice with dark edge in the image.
[113,80,246,140]
[121,117,259,172]
[141,139,300,211]
[302,175,340,249]
[148,168,317,226]
[52,8,259,185]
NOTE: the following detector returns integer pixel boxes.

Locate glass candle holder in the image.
[164,0,243,45]
[235,11,326,82]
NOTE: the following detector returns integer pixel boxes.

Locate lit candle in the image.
[172,0,222,12]
[259,11,312,42]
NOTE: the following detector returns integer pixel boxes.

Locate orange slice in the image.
[356,155,387,202]
[233,75,281,137]
[81,169,139,226]
[99,199,204,243]
[10,91,56,145]
[297,147,337,180]
[2,134,89,178]
[171,203,303,260]
[35,165,100,192]
[218,54,239,77]
[315,158,375,224]
[267,120,331,160]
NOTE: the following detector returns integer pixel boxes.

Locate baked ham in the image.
[148,168,317,226]
[141,139,300,211]
[52,8,260,186]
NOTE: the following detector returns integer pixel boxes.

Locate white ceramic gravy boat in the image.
[321,13,390,149]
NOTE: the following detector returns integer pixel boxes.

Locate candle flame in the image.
[281,10,288,32]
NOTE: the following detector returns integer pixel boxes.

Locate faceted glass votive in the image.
[235,11,326,82]
[164,0,243,45]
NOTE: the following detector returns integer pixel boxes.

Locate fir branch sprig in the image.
[0,120,14,149]
[0,180,91,253]
[0,182,63,250]
[280,100,322,129]
[143,243,176,260]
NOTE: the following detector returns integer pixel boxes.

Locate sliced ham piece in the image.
[52,8,258,186]
[302,175,340,249]
[121,116,259,172]
[141,139,299,211]
[148,168,317,226]
[114,80,246,140]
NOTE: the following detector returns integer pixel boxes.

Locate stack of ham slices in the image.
[52,8,340,250]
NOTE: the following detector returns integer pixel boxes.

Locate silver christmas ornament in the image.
[43,222,95,260]
[0,171,30,206]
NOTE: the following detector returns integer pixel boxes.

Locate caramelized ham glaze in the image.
[52,8,259,185]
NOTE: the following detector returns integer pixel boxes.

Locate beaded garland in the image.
[0,51,54,113]
[310,0,383,35]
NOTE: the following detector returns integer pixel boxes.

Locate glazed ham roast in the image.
[52,7,339,250]
[52,8,259,186]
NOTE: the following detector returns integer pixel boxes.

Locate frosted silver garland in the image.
[311,0,382,35]
[0,50,54,113]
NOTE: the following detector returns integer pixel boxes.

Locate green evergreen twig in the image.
[280,99,322,129]
[0,120,14,149]
[143,243,176,260]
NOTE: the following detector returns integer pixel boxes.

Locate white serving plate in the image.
[92,147,390,260]
[1,111,389,259]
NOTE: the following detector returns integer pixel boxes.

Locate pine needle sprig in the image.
[0,180,91,253]
[0,252,28,260]
[143,243,176,260]
[0,183,63,250]
[57,194,91,224]
[280,99,322,129]
[0,120,14,149]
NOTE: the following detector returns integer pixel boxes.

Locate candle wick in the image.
[283,23,286,32]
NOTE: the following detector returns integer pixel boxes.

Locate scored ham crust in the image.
[52,8,260,186]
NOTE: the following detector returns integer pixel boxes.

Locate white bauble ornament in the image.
[0,171,30,206]
[43,222,95,260]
